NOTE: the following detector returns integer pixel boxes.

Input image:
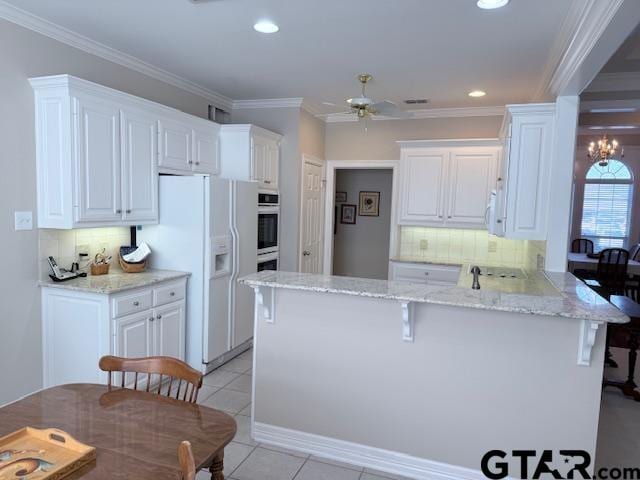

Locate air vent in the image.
[404,99,429,105]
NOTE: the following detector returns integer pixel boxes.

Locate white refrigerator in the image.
[138,175,257,373]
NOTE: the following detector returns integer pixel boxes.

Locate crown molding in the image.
[232,98,305,110]
[397,138,501,149]
[532,0,589,101]
[545,0,625,98]
[0,0,233,110]
[322,106,505,124]
[585,72,640,93]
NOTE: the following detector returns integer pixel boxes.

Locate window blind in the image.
[581,182,632,250]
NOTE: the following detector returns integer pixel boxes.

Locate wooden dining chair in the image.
[596,248,630,298]
[571,238,594,254]
[178,441,196,480]
[99,355,204,403]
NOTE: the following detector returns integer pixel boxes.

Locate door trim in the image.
[322,160,399,275]
[298,155,325,272]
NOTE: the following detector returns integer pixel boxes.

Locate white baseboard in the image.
[252,422,486,480]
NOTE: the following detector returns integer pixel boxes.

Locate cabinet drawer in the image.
[154,281,186,307]
[391,262,461,285]
[112,290,153,318]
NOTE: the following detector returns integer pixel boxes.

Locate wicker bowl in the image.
[90,262,110,276]
[119,246,148,273]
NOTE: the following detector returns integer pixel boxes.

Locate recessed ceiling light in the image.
[477,0,509,9]
[468,90,487,98]
[253,21,279,34]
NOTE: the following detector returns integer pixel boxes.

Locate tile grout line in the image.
[227,443,260,478]
[291,455,310,480]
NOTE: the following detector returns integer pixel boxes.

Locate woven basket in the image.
[118,254,147,273]
[90,262,110,276]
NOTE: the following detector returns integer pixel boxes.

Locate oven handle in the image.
[258,252,279,263]
[258,206,280,214]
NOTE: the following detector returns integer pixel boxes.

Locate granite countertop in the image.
[39,269,190,294]
[239,270,629,324]
[389,257,463,267]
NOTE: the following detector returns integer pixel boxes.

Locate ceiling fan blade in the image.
[369,101,414,118]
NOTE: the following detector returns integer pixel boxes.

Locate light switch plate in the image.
[14,211,33,231]
[419,239,429,250]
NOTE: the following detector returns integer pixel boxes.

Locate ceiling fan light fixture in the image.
[253,21,279,34]
[477,0,509,9]
[468,90,487,98]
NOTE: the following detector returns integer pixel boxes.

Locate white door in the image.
[447,150,498,226]
[193,126,220,175]
[158,117,192,171]
[114,311,152,388]
[74,95,121,223]
[153,302,186,360]
[300,158,324,273]
[121,108,158,223]
[399,150,449,225]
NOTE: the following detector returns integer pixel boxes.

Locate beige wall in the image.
[325,116,504,160]
[299,109,325,160]
[0,18,218,405]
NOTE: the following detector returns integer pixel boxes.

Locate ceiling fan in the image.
[339,74,414,120]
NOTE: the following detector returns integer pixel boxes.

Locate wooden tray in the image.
[0,428,96,480]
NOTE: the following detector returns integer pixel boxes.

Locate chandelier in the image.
[587,134,623,167]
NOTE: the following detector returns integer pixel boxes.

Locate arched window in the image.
[581,159,634,250]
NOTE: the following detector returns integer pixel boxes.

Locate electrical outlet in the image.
[14,211,33,231]
[419,239,429,250]
[75,244,90,258]
[488,241,497,253]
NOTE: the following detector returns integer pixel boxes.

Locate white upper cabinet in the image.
[219,124,282,191]
[397,140,500,228]
[500,104,555,240]
[158,116,192,171]
[399,149,449,223]
[447,149,498,226]
[31,75,222,229]
[121,107,158,223]
[192,120,220,175]
[74,94,122,224]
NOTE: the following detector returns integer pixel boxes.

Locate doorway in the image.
[323,161,398,279]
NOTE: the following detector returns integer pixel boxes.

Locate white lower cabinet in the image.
[42,277,187,388]
[390,261,461,286]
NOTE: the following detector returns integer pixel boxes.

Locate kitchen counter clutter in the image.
[239,269,627,323]
[39,269,190,294]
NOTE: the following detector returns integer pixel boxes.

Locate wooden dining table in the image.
[0,384,237,479]
[568,252,640,275]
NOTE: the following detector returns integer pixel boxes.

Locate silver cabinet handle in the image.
[188,160,193,165]
[116,209,122,214]
[424,272,429,276]
[170,292,175,297]
[264,180,271,184]
[195,161,200,166]
[157,314,162,320]
[133,301,140,306]
[149,317,155,322]
[126,209,131,214]
[303,251,311,256]
[448,215,452,219]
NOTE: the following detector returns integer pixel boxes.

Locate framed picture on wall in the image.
[359,191,380,216]
[335,191,347,203]
[340,204,356,224]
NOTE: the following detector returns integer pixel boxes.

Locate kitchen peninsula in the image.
[239,270,628,479]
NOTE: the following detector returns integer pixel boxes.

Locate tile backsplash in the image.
[39,227,131,280]
[398,227,546,270]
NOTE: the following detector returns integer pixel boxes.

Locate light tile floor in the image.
[197,348,639,479]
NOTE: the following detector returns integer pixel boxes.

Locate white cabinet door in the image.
[121,108,158,223]
[74,95,121,223]
[114,310,153,387]
[193,126,220,175]
[263,142,279,190]
[505,111,554,240]
[153,302,185,360]
[447,150,498,226]
[399,150,449,225]
[252,137,267,186]
[158,117,192,171]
